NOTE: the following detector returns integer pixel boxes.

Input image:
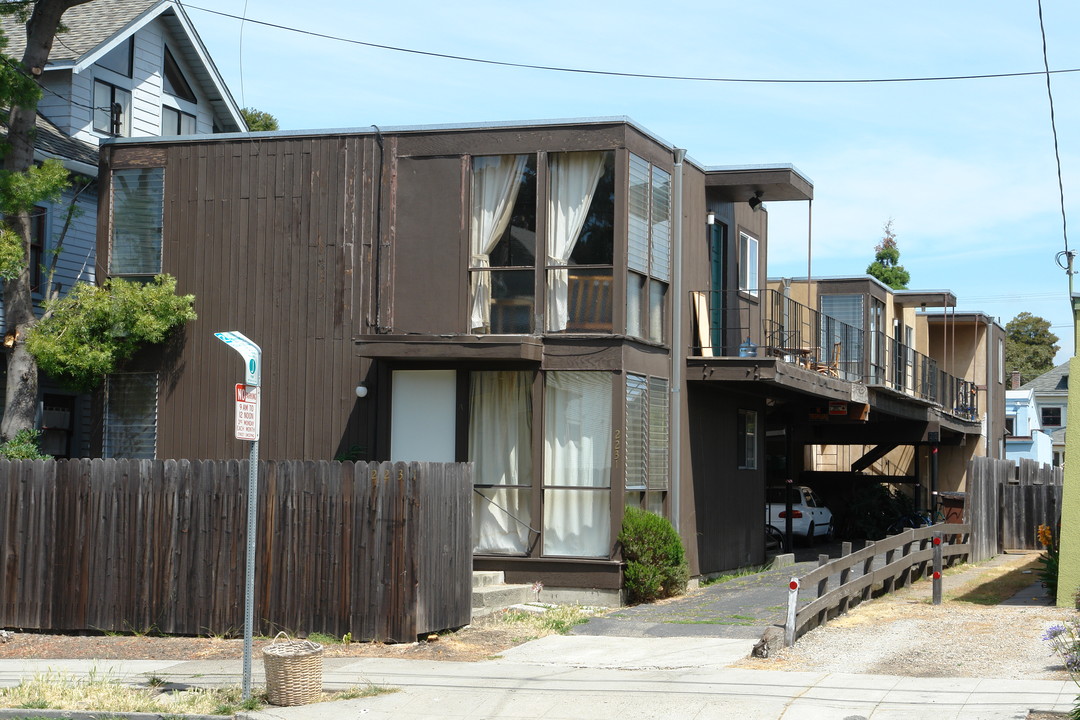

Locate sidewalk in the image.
[0,635,1072,720]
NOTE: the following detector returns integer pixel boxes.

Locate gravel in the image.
[737,553,1076,681]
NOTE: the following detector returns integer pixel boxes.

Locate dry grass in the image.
[947,554,1043,605]
[0,671,397,715]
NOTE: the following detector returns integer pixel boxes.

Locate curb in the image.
[0,710,230,720]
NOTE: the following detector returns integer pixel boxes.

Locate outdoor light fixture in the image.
[706,210,716,225]
[355,385,368,398]
[748,191,764,212]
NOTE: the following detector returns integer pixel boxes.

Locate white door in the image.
[391,370,456,462]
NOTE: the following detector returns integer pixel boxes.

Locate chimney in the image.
[1010,371,1022,390]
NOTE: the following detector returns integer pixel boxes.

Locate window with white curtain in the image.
[626,154,670,343]
[738,232,758,296]
[469,155,536,334]
[546,151,614,332]
[104,373,158,459]
[543,371,612,557]
[470,371,535,554]
[110,167,165,278]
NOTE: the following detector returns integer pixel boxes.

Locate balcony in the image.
[688,288,979,422]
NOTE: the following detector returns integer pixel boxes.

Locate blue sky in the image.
[185,1,1080,361]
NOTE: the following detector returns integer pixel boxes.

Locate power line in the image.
[181,3,1080,86]
[1036,0,1070,259]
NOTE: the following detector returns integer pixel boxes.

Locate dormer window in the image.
[94,80,131,136]
[163,46,196,103]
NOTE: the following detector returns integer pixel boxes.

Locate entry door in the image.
[391,370,456,462]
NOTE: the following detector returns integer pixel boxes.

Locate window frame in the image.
[29,205,47,295]
[1041,406,1063,428]
[108,167,165,278]
[93,79,132,137]
[103,372,159,459]
[161,105,196,136]
[738,231,759,297]
[625,153,671,344]
[163,45,197,104]
[737,408,758,470]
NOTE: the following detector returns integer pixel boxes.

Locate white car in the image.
[765,485,833,545]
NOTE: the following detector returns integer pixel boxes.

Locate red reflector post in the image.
[789,580,800,591]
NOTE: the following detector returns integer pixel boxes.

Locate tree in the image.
[241,107,278,132]
[0,0,94,442]
[1005,312,1059,385]
[866,219,910,290]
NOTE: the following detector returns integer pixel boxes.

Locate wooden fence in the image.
[786,523,970,645]
[0,459,472,642]
[967,456,1062,557]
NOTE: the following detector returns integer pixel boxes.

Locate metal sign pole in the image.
[214,331,262,701]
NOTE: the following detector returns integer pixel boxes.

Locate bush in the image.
[0,429,49,460]
[1038,523,1060,600]
[618,506,689,604]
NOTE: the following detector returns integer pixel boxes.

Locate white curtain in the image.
[546,152,606,331]
[470,155,528,332]
[543,372,612,557]
[470,371,533,554]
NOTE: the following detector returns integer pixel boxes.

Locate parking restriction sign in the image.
[235,384,260,441]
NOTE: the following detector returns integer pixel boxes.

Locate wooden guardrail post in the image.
[785,577,799,646]
[838,542,852,615]
[816,554,830,626]
[861,540,875,602]
[932,531,944,605]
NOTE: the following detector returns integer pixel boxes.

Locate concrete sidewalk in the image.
[1,635,1072,720]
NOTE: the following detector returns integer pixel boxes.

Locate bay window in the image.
[543,371,612,557]
[469,155,536,334]
[546,151,615,332]
[470,371,534,554]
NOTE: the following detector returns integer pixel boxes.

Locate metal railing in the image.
[689,288,980,420]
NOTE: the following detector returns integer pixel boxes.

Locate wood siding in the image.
[0,459,471,641]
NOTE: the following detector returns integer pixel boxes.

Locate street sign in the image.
[214,331,262,386]
[235,384,260,441]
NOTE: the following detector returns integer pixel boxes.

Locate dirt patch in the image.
[735,553,1075,681]
[0,613,534,664]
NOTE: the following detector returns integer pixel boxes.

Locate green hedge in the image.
[618,507,689,604]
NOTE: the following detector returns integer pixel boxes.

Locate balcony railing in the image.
[688,288,979,421]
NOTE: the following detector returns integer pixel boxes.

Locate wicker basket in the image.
[262,632,324,706]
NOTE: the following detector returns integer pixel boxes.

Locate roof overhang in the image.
[894,290,957,308]
[703,164,814,203]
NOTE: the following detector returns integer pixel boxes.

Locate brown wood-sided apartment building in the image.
[97,117,1003,601]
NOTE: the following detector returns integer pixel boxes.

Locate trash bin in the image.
[937,491,966,524]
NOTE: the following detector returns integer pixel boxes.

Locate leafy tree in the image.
[0,2,198,441]
[866,219,910,290]
[241,107,279,131]
[0,0,95,442]
[1005,312,1059,384]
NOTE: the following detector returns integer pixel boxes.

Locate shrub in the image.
[0,429,49,460]
[618,506,689,604]
[1038,523,1060,600]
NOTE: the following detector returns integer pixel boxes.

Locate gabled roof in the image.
[1021,361,1069,394]
[0,0,244,132]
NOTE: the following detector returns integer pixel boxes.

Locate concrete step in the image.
[471,583,534,619]
[472,570,506,589]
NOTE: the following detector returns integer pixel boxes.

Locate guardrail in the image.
[784,523,971,645]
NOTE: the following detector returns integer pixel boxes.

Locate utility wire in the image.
[182,3,1080,86]
[1037,0,1070,258]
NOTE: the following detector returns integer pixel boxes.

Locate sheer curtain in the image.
[543,371,612,557]
[470,155,528,332]
[470,371,533,554]
[546,152,606,331]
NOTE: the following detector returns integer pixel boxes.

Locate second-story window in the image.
[627,154,671,344]
[547,151,615,332]
[469,154,536,334]
[109,168,165,278]
[739,231,758,296]
[94,80,131,136]
[1042,406,1062,427]
[29,205,46,294]
[161,106,196,136]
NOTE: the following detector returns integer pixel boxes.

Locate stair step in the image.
[471,583,533,619]
[471,570,506,589]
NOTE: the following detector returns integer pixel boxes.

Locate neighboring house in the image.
[95,117,992,597]
[1019,362,1069,467]
[1004,386,1054,465]
[0,0,245,455]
